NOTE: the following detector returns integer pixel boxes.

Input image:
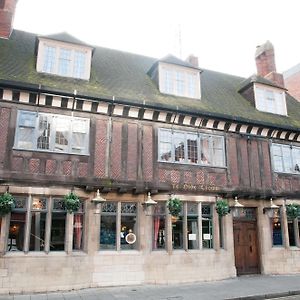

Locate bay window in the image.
[14,110,90,155]
[271,143,300,174]
[158,128,225,167]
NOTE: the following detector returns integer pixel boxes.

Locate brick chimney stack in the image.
[186,54,199,68]
[255,40,284,87]
[0,0,18,39]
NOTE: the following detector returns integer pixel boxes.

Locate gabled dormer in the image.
[148,54,202,99]
[36,33,94,80]
[239,41,288,116]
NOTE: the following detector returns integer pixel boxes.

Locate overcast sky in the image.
[13,0,300,78]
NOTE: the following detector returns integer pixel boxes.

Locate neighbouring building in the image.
[284,63,300,102]
[0,0,300,294]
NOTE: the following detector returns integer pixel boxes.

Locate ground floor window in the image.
[100,201,138,251]
[170,202,213,251]
[6,194,85,253]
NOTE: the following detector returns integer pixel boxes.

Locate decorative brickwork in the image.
[94,119,107,178]
[184,171,193,184]
[249,140,261,189]
[62,160,72,176]
[45,159,57,175]
[170,170,180,183]
[196,170,205,185]
[143,126,153,181]
[127,123,138,181]
[29,158,40,174]
[261,141,272,190]
[78,162,88,178]
[11,156,23,171]
[239,139,250,187]
[111,121,122,180]
[0,108,10,168]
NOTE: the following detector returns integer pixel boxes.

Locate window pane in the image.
[187,203,199,250]
[8,212,26,251]
[100,215,116,250]
[29,212,46,251]
[212,136,224,166]
[174,132,185,162]
[292,147,300,172]
[121,203,137,250]
[100,202,117,250]
[73,213,84,250]
[43,46,56,73]
[187,134,198,163]
[37,115,51,150]
[152,202,166,250]
[73,51,86,78]
[18,127,35,149]
[282,146,292,172]
[164,69,173,93]
[172,216,183,249]
[58,48,71,76]
[272,219,282,246]
[200,136,210,164]
[175,71,184,96]
[50,212,66,251]
[202,204,213,249]
[288,221,296,247]
[159,130,172,162]
[54,117,69,152]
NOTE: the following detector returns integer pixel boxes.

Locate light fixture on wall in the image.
[263,197,279,218]
[142,192,157,215]
[231,196,244,218]
[91,189,106,204]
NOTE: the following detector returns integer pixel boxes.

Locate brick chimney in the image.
[0,0,18,39]
[255,40,284,87]
[186,54,199,68]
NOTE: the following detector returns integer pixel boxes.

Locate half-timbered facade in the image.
[0,0,300,294]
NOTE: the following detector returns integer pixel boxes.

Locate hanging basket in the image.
[167,197,182,217]
[0,192,15,216]
[64,192,80,213]
[216,199,230,217]
[286,203,300,220]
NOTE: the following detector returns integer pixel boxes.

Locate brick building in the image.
[0,0,300,294]
[284,63,300,102]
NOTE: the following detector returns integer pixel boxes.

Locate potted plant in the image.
[167,196,182,217]
[64,192,80,213]
[216,199,230,217]
[0,192,15,216]
[286,203,300,220]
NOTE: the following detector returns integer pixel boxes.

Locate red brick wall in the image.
[94,119,107,178]
[0,107,10,169]
[142,125,153,181]
[111,121,122,180]
[227,136,239,186]
[0,0,17,39]
[127,123,138,181]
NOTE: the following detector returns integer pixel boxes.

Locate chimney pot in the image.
[186,54,199,68]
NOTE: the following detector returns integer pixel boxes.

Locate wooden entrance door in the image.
[233,220,259,275]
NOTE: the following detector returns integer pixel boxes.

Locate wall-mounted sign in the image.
[203,233,211,240]
[188,234,197,241]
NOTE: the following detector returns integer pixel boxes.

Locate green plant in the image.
[286,203,300,220]
[64,192,80,213]
[0,192,15,216]
[167,197,182,217]
[216,199,230,217]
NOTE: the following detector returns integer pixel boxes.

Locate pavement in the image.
[1,274,300,300]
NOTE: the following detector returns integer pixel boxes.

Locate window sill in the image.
[96,250,140,255]
[13,147,90,157]
[158,160,227,169]
[4,251,87,257]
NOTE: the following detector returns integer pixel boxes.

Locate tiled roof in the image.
[1,30,300,130]
[38,32,93,48]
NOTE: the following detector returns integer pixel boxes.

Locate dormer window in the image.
[37,37,93,80]
[159,62,201,99]
[254,83,287,115]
